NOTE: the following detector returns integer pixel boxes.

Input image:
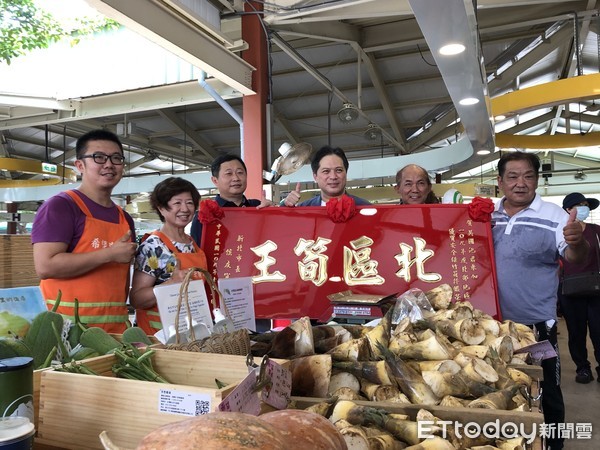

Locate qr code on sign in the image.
[195,400,210,416]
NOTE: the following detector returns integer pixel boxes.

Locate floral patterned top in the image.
[134,234,195,285]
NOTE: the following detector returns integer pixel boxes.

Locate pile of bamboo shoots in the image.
[252,284,538,412]
[299,398,531,449]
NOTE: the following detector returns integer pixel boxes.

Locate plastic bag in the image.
[391,288,434,324]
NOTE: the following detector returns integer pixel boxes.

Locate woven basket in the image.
[165,328,251,356]
[165,267,250,356]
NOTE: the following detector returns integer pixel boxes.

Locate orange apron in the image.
[136,231,208,335]
[41,190,131,333]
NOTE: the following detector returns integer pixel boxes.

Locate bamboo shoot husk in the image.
[312,325,337,340]
[334,360,394,386]
[424,283,453,310]
[338,425,370,450]
[359,378,380,399]
[462,358,499,383]
[421,370,495,399]
[328,371,361,395]
[289,316,315,356]
[436,318,486,345]
[439,395,470,408]
[479,318,500,337]
[427,305,473,323]
[328,336,371,361]
[506,367,532,387]
[331,386,367,401]
[488,335,515,363]
[330,400,424,445]
[393,334,456,361]
[467,386,519,410]
[372,385,411,404]
[499,320,519,339]
[290,354,332,397]
[304,398,336,417]
[366,311,392,358]
[383,352,440,405]
[315,334,346,353]
[359,378,410,403]
[417,360,461,374]
[389,331,418,353]
[460,345,488,359]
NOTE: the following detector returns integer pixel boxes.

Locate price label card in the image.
[261,359,292,410]
[514,339,557,361]
[217,370,261,415]
[158,389,212,417]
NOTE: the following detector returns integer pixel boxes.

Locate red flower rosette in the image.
[468,196,495,222]
[326,195,357,223]
[198,199,225,224]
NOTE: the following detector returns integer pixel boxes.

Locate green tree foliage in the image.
[0,0,120,65]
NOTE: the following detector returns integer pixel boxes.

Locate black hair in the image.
[76,129,123,159]
[150,177,201,222]
[211,154,247,177]
[497,152,540,177]
[310,145,349,174]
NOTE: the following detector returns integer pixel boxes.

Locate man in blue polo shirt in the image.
[492,151,588,450]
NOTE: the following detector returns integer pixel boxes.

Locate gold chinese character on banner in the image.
[250,240,286,283]
[294,237,332,286]
[343,236,385,286]
[394,237,441,283]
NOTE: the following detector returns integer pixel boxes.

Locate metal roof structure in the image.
[1,0,600,201]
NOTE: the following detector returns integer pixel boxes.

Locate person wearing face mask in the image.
[558,192,600,384]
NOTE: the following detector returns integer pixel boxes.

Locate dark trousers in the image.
[533,321,565,450]
[558,290,600,372]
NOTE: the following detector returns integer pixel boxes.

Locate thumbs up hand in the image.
[563,207,586,250]
[257,189,275,209]
[111,230,137,263]
[282,182,302,207]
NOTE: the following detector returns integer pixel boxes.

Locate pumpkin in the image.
[258,409,348,450]
[136,412,287,449]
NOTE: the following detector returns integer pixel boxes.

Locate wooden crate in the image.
[33,367,52,431]
[293,397,544,450]
[36,349,271,450]
[0,235,39,288]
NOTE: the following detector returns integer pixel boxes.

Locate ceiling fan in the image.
[263,142,313,183]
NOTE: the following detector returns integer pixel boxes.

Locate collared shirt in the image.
[491,193,568,324]
[297,193,371,206]
[190,194,261,245]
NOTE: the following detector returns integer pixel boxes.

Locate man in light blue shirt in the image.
[492,151,588,450]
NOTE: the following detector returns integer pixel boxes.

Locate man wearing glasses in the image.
[32,129,137,333]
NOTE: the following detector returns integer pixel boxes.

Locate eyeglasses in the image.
[80,153,126,165]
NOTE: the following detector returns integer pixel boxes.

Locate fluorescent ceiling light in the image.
[439,43,466,55]
[477,149,491,155]
[495,114,506,121]
[459,97,480,106]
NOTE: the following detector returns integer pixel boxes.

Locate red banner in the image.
[201,204,500,320]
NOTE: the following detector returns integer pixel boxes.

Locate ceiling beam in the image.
[157,108,219,160]
[84,0,255,95]
[409,0,495,154]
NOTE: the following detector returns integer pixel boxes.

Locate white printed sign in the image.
[217,277,256,331]
[158,389,212,417]
[153,280,214,343]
